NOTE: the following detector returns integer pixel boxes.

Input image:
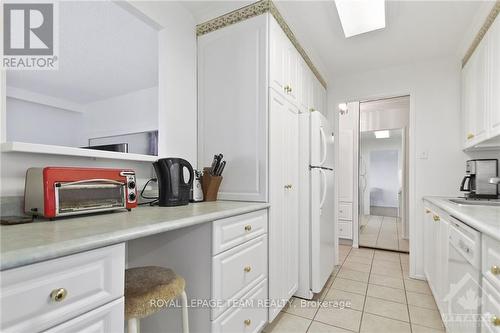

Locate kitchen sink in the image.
[448,198,500,207]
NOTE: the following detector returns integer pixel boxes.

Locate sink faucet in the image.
[490,177,500,184]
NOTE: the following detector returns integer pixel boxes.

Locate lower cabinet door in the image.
[482,278,500,333]
[43,298,124,333]
[212,280,268,333]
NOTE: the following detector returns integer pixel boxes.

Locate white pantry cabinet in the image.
[268,89,299,321]
[198,12,327,323]
[462,14,500,149]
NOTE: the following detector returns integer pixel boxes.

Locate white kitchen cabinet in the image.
[462,15,500,149]
[482,277,500,333]
[268,89,299,321]
[198,14,268,202]
[489,16,500,139]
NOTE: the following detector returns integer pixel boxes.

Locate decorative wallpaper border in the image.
[462,1,500,68]
[196,0,328,89]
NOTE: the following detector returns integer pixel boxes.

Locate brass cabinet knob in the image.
[284,85,290,93]
[244,225,252,232]
[50,288,68,302]
[491,266,500,275]
[244,319,251,326]
[309,108,315,112]
[288,184,293,189]
[244,266,252,273]
[492,315,500,326]
[467,133,475,140]
[425,209,431,214]
[433,215,440,222]
[289,86,293,93]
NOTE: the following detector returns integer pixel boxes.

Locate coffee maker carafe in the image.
[460,159,498,199]
[153,158,194,206]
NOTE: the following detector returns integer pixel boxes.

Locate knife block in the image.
[201,170,223,202]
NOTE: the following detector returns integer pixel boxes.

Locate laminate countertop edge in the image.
[0,201,270,271]
[423,196,500,241]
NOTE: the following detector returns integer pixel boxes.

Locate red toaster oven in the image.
[24,167,138,218]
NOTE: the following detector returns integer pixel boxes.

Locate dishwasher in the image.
[446,216,481,333]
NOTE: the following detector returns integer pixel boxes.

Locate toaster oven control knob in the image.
[128,192,136,202]
[128,181,136,189]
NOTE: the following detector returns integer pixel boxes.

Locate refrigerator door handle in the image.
[319,168,328,209]
[319,126,328,166]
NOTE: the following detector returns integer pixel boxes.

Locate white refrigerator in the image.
[296,111,337,299]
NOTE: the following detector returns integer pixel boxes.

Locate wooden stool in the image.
[125,266,189,333]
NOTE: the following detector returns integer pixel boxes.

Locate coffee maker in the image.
[153,158,194,206]
[460,159,498,199]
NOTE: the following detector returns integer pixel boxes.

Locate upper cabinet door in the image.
[270,17,287,96]
[197,15,268,202]
[489,17,500,138]
[284,42,298,104]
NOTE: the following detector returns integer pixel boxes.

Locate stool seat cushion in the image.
[125,266,185,320]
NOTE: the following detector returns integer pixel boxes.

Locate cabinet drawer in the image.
[338,203,352,220]
[338,221,352,239]
[1,244,125,333]
[43,298,124,333]
[213,210,267,255]
[212,279,268,333]
[483,235,500,293]
[212,235,267,319]
[481,278,500,333]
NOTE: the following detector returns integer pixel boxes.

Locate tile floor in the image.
[359,215,409,252]
[263,245,444,333]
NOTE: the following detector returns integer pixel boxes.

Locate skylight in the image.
[374,130,390,139]
[334,0,386,38]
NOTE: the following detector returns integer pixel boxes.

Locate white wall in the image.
[83,86,158,140]
[6,97,86,147]
[329,57,467,277]
[0,1,197,198]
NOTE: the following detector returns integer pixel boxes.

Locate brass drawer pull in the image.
[244,266,252,273]
[467,133,475,140]
[492,315,500,326]
[425,209,431,214]
[50,288,68,302]
[433,215,440,222]
[244,224,252,232]
[491,266,500,275]
[244,319,251,326]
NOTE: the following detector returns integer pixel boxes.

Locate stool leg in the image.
[180,290,189,333]
[127,318,140,333]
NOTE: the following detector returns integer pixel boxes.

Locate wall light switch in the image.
[418,151,429,160]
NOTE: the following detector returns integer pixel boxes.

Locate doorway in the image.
[358,96,410,252]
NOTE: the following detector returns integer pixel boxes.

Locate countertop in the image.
[423,196,500,241]
[0,201,269,271]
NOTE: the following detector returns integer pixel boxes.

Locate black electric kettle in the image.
[153,158,194,206]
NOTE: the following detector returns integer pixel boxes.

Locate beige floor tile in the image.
[349,248,374,258]
[360,313,411,333]
[372,259,401,270]
[285,297,322,320]
[399,239,410,252]
[315,307,362,332]
[264,312,311,333]
[337,268,370,283]
[324,288,366,311]
[307,321,353,333]
[370,265,402,277]
[400,253,409,264]
[404,278,432,295]
[345,255,372,265]
[374,250,400,263]
[332,278,368,295]
[364,296,409,322]
[367,284,407,304]
[411,324,445,333]
[369,273,404,289]
[408,306,445,330]
[342,261,371,273]
[406,291,438,310]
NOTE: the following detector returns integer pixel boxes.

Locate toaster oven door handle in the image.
[57,179,125,188]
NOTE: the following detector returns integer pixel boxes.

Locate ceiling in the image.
[183,0,484,80]
[7,1,159,105]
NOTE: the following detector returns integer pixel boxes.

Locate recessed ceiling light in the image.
[338,103,348,111]
[374,130,390,139]
[334,0,386,38]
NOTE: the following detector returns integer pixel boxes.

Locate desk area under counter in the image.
[0,201,270,333]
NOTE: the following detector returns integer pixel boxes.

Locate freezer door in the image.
[310,112,334,169]
[311,168,336,292]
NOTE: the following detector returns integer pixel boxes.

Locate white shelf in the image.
[0,141,158,162]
